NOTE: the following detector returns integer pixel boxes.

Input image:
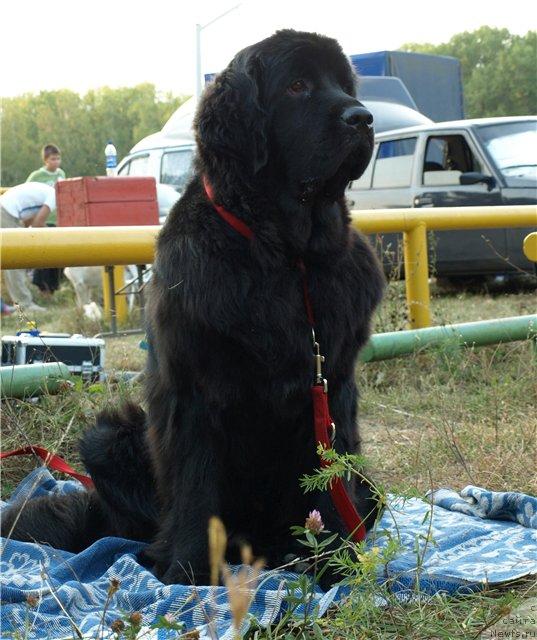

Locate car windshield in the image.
[476,121,537,187]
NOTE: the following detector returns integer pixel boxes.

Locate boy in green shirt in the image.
[26,144,66,222]
[27,143,66,185]
[26,144,66,294]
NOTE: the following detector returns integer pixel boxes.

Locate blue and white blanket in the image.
[1,468,536,639]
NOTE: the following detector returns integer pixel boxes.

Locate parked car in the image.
[347,116,537,278]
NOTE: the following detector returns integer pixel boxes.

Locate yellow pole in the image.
[523,232,537,262]
[101,266,128,327]
[403,223,431,329]
[0,226,158,269]
[352,204,536,234]
[0,205,534,332]
[1,206,534,269]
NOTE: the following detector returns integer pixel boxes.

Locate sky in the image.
[2,0,534,98]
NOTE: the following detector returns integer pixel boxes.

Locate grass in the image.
[359,340,537,494]
[1,275,536,639]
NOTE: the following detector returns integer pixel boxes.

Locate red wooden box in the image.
[56,177,158,226]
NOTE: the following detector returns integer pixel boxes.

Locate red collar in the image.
[203,176,368,543]
[202,176,254,240]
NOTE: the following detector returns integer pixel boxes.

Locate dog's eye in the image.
[287,79,309,95]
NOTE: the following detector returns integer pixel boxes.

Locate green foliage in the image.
[1,84,188,186]
[300,445,371,494]
[400,27,537,118]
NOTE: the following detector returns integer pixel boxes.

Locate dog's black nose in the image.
[341,105,373,127]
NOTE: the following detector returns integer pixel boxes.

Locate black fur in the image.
[79,403,158,541]
[1,30,385,585]
[0,490,107,553]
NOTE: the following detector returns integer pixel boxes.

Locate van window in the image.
[127,155,150,176]
[161,150,193,191]
[423,135,483,186]
[372,138,416,188]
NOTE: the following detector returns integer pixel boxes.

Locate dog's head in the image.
[195,30,374,202]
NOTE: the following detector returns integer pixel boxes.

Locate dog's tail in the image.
[1,402,157,551]
[80,402,158,541]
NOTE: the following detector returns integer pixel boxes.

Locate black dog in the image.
[2,30,385,585]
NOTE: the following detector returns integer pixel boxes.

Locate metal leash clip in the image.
[312,329,328,392]
[329,421,336,444]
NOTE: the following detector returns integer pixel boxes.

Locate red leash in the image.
[0,446,93,488]
[203,177,367,542]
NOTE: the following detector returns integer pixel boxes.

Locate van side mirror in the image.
[459,172,496,191]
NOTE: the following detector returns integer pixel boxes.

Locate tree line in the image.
[401,27,536,118]
[1,27,535,186]
[1,84,187,186]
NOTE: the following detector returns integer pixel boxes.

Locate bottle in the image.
[105,140,117,176]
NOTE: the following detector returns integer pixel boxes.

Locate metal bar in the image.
[137,265,146,326]
[351,204,537,234]
[0,226,158,269]
[403,223,431,328]
[359,315,537,362]
[201,3,241,29]
[523,232,537,262]
[1,207,535,335]
[101,267,110,325]
[114,269,144,295]
[1,206,535,269]
[113,266,128,325]
[104,266,117,335]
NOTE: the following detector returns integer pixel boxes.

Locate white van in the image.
[117,134,195,193]
[117,97,196,195]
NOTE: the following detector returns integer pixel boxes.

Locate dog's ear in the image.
[195,50,268,176]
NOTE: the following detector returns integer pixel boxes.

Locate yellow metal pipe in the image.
[102,266,128,326]
[0,226,159,269]
[1,206,535,270]
[403,223,432,329]
[0,206,535,334]
[523,232,537,262]
[352,204,536,234]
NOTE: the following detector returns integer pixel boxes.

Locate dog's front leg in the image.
[147,428,223,586]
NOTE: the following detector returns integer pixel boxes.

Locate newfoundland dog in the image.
[2,29,385,585]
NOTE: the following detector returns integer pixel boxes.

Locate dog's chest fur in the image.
[146,186,383,500]
[151,189,378,400]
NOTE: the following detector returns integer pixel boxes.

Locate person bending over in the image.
[0,182,57,312]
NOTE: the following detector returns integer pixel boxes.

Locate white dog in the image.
[64,266,144,321]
